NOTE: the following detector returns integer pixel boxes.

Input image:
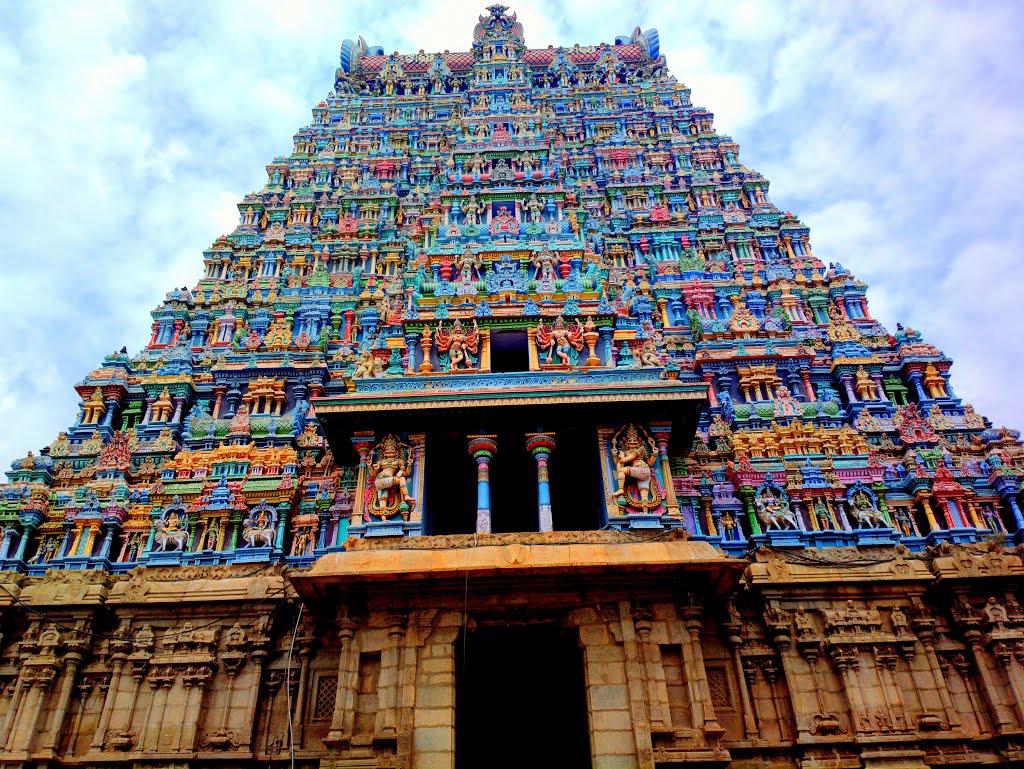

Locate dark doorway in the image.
[489,431,539,533]
[547,423,603,531]
[425,431,478,535]
[489,329,530,373]
[456,622,592,769]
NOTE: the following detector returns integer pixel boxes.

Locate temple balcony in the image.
[313,368,708,540]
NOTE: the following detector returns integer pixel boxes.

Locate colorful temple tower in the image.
[2,7,1024,768]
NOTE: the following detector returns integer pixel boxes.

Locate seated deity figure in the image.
[848,488,887,528]
[610,424,664,513]
[637,338,663,367]
[755,489,799,530]
[366,434,416,518]
[352,349,384,379]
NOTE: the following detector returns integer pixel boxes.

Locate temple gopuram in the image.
[3,6,1024,768]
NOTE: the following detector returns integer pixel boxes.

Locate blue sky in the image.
[1,0,1022,468]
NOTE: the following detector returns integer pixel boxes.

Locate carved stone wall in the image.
[0,543,1022,768]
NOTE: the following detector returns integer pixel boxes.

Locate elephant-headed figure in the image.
[153,496,190,552]
[241,500,278,548]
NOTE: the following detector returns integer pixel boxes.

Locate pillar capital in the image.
[467,434,498,459]
[524,432,555,455]
[468,435,497,534]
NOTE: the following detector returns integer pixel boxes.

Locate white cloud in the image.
[0,0,1022,470]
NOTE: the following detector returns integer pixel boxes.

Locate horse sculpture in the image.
[849,492,889,528]
[755,493,800,530]
[241,525,275,548]
[153,518,189,551]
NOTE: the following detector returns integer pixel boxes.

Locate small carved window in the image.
[706,667,732,709]
[312,674,338,721]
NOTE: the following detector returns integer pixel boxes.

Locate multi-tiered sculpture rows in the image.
[3,4,1021,572]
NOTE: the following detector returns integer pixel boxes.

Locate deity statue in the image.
[366,434,416,519]
[241,503,277,548]
[537,316,584,366]
[848,486,888,528]
[610,424,664,514]
[462,195,481,225]
[154,503,190,552]
[531,248,559,289]
[454,247,482,290]
[352,349,384,379]
[526,193,544,222]
[636,337,662,368]
[435,319,480,371]
[755,487,799,530]
[203,519,221,550]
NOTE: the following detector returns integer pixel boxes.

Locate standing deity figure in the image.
[526,193,544,222]
[537,316,584,366]
[531,248,559,290]
[610,424,664,513]
[366,434,416,519]
[455,247,482,286]
[463,195,481,225]
[435,319,480,371]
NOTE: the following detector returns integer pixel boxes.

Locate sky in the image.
[1,0,1022,470]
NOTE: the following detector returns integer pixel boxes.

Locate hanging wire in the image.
[286,602,304,769]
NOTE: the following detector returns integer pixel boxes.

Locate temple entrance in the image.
[456,622,592,769]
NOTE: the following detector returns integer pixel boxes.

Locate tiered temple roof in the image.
[3,4,1022,574]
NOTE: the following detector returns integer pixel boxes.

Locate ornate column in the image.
[468,436,497,534]
[800,368,816,401]
[701,372,718,407]
[908,371,928,402]
[350,432,375,529]
[525,433,556,532]
[377,612,407,737]
[678,595,724,738]
[723,604,758,739]
[649,423,681,519]
[909,606,961,729]
[325,614,359,748]
[917,494,940,532]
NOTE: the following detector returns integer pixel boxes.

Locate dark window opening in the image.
[547,423,603,531]
[456,622,592,769]
[425,431,478,535]
[489,329,530,373]
[488,432,539,533]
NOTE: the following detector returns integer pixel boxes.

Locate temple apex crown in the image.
[338,6,660,76]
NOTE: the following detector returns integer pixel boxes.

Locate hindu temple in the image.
[2,6,1024,768]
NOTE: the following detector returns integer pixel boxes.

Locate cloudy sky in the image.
[1,0,1022,468]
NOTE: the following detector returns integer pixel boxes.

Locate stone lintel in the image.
[292,533,744,598]
[928,544,1024,582]
[745,546,934,588]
